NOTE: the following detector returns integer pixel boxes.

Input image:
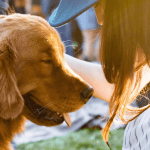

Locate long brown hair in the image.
[100,0,150,143]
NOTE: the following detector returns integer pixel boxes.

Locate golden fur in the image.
[0,14,92,150]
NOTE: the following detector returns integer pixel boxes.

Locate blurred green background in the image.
[18,128,124,150]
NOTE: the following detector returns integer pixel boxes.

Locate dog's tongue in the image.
[63,113,71,127]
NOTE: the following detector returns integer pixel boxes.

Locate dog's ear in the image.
[0,40,24,119]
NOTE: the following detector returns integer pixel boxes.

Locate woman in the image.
[49,0,150,149]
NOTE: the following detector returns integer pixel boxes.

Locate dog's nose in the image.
[81,86,94,103]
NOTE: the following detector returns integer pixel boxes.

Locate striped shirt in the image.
[122,107,150,150]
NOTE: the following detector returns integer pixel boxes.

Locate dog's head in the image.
[0,14,93,127]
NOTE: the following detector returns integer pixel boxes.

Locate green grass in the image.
[17,128,124,150]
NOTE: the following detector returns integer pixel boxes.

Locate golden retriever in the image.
[0,13,93,150]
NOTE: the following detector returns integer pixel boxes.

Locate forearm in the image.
[65,54,114,102]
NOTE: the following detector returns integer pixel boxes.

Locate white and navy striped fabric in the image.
[122,107,150,150]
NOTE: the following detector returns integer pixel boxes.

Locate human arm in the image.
[64,54,114,103]
[65,53,150,103]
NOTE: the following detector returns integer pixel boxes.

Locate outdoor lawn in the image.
[17,128,124,150]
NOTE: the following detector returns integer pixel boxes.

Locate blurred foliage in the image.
[17,128,124,150]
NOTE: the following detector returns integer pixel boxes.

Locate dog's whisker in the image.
[34,101,63,117]
[38,100,67,116]
[74,47,82,55]
[37,105,55,115]
[32,101,57,115]
[35,102,56,113]
[64,45,74,48]
[53,44,74,49]
[42,101,66,114]
[40,101,56,110]
[62,40,72,43]
[58,101,67,114]
[45,102,66,116]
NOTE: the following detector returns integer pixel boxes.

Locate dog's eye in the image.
[40,60,52,64]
